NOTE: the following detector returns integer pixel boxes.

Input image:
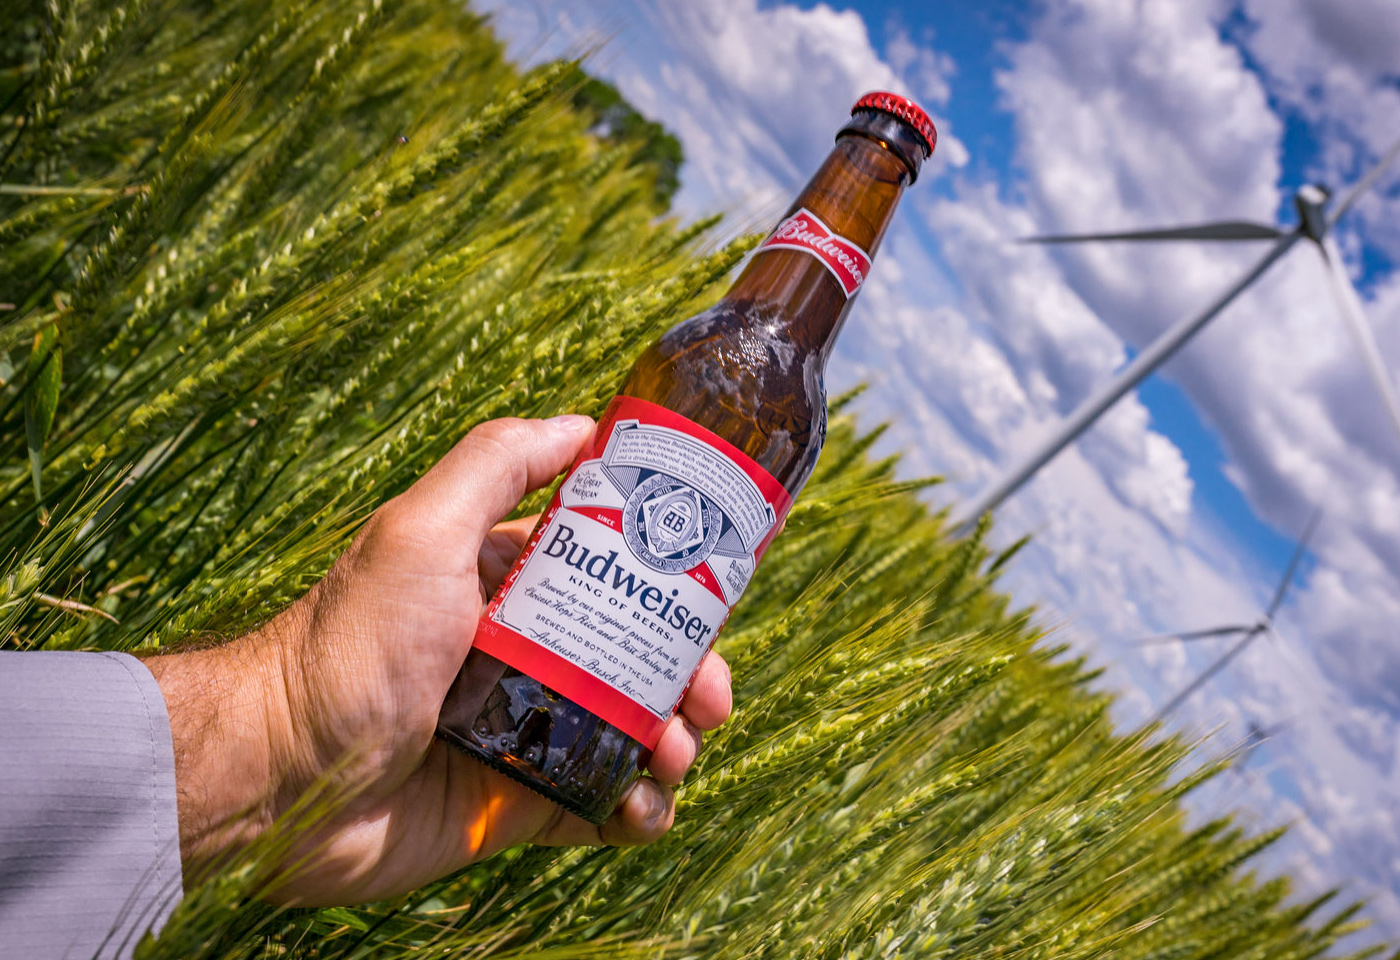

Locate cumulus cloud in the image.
[479,0,967,222]
[1236,0,1400,268]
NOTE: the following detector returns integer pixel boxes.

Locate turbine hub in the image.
[1295,183,1331,242]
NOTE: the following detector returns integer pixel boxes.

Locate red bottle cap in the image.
[852,91,937,156]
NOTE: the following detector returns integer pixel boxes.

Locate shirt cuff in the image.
[0,650,183,959]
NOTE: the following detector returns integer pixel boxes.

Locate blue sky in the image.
[790,0,1028,177]
[480,0,1400,947]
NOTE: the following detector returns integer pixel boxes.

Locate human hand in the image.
[144,416,732,905]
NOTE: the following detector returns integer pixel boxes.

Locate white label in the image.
[476,398,790,744]
[494,508,732,719]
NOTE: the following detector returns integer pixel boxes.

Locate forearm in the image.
[144,630,295,879]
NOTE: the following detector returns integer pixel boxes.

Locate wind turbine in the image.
[1236,720,1277,766]
[1140,509,1321,724]
[949,137,1400,535]
[1231,718,1291,778]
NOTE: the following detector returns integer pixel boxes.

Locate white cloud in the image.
[480,0,967,222]
[884,19,956,107]
[1237,0,1400,269]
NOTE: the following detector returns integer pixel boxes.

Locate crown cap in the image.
[852,91,936,156]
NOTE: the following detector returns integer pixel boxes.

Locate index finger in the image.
[478,514,542,598]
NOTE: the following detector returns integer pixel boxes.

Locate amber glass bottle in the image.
[437,93,936,823]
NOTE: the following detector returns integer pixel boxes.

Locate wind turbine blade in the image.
[1152,627,1266,724]
[1024,222,1285,244]
[1133,624,1255,645]
[950,232,1301,535]
[1318,235,1400,448]
[1265,509,1322,620]
[1327,134,1400,229]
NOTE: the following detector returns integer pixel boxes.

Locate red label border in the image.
[474,616,668,748]
[472,396,792,748]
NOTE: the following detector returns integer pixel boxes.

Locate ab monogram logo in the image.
[622,473,724,574]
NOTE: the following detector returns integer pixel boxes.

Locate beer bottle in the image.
[437,92,936,823]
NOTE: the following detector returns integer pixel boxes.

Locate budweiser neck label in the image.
[473,396,793,748]
[758,206,872,297]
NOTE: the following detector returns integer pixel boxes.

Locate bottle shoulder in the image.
[655,302,814,376]
[621,301,827,493]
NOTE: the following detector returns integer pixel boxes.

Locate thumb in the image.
[392,415,595,549]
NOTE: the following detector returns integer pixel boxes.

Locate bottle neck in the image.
[723,123,913,360]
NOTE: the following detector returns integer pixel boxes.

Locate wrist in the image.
[144,628,299,878]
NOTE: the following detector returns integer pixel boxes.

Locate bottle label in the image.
[473,397,792,748]
[758,206,872,298]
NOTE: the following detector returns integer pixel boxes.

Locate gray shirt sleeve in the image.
[0,651,183,960]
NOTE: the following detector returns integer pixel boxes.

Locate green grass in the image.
[0,1,1388,957]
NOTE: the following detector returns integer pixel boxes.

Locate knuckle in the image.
[464,420,530,490]
[685,718,705,754]
[359,496,423,556]
[711,650,732,681]
[467,417,529,450]
[366,496,409,538]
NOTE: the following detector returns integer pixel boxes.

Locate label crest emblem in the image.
[622,473,723,573]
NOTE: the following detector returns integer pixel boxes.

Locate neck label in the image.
[759,207,872,298]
